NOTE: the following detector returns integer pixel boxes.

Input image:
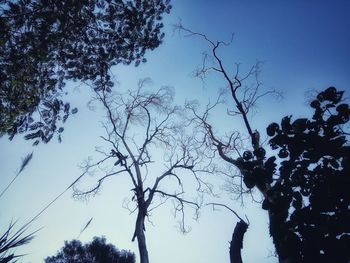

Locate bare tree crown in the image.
[73,79,214,240]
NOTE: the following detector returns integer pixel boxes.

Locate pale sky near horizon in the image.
[1,1,350,263]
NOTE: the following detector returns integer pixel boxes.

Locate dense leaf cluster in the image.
[0,0,171,144]
[240,87,350,262]
[45,236,135,263]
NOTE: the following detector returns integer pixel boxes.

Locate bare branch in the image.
[178,25,285,206]
[154,189,201,233]
[206,202,246,223]
[73,169,127,199]
[178,24,281,151]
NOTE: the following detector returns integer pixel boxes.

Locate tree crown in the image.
[0,0,171,144]
[45,236,135,263]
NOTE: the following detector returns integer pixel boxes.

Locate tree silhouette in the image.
[0,0,171,144]
[73,79,212,263]
[256,87,350,263]
[178,25,349,263]
[44,236,135,263]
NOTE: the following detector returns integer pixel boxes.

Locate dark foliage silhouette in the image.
[204,86,349,263]
[239,87,350,262]
[44,236,135,263]
[0,0,171,144]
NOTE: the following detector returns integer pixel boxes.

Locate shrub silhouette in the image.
[45,236,135,263]
[240,87,350,262]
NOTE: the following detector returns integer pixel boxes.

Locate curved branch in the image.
[206,202,247,224]
[73,169,127,198]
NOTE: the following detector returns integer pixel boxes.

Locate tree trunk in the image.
[268,210,301,263]
[229,220,248,263]
[134,212,149,263]
[256,185,299,262]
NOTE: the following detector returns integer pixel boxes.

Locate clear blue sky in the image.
[1,1,350,263]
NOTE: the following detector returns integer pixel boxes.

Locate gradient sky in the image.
[1,1,350,263]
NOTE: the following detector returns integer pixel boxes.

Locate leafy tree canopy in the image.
[44,236,135,263]
[0,0,171,144]
[239,87,350,263]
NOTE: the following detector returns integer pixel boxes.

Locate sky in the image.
[1,1,350,263]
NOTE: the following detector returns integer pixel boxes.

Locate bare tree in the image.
[180,28,277,195]
[178,23,350,263]
[177,24,282,262]
[73,79,212,263]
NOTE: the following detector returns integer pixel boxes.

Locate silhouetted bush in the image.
[45,236,135,263]
[240,87,350,262]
